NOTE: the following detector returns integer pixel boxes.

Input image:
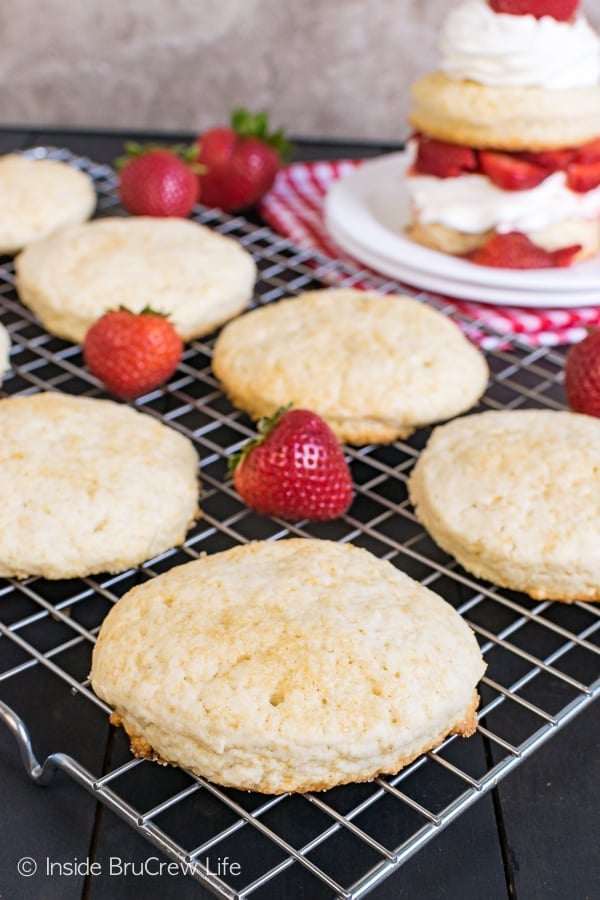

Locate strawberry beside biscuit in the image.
[229,407,353,522]
[84,308,183,400]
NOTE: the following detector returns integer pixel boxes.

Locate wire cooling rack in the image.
[0,147,599,900]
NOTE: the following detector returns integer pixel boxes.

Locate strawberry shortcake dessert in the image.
[406,0,600,267]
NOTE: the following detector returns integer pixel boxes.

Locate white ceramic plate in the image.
[324,151,600,301]
[326,215,600,308]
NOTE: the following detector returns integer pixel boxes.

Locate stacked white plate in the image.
[324,152,600,308]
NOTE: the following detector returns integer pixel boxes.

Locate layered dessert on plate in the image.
[406,0,600,267]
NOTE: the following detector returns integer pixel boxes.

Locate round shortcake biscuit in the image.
[409,409,600,602]
[409,72,600,151]
[0,392,200,579]
[0,154,96,254]
[212,289,489,445]
[15,216,257,344]
[90,538,485,794]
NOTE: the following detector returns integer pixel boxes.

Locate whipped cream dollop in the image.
[407,171,600,234]
[439,0,600,89]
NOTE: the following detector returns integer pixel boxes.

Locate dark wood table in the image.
[0,126,598,900]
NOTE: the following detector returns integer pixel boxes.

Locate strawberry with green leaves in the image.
[229,407,353,521]
[196,108,292,212]
[118,143,200,218]
[84,307,183,400]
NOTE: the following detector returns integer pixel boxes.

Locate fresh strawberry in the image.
[413,135,478,178]
[229,407,353,521]
[200,138,279,211]
[197,126,237,169]
[83,308,183,400]
[118,144,200,217]
[196,108,292,212]
[466,232,581,268]
[564,329,600,417]
[479,151,549,190]
[566,159,600,192]
[489,0,580,21]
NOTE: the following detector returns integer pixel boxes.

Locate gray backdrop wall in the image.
[2,0,599,140]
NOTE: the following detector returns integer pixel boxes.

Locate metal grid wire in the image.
[0,147,599,900]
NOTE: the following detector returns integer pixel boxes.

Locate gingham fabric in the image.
[260,159,600,347]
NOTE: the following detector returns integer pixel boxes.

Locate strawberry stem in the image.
[115,305,171,318]
[227,404,292,478]
[230,108,294,161]
[114,141,204,173]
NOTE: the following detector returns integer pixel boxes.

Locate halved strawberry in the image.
[413,135,478,178]
[479,151,549,191]
[553,243,585,267]
[517,148,576,172]
[567,160,600,193]
[466,232,581,269]
[574,138,600,165]
[489,0,579,21]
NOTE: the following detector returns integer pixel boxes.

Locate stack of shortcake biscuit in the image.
[406,0,600,267]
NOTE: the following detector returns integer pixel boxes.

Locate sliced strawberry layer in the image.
[479,151,548,190]
[489,0,580,21]
[414,136,478,177]
[410,133,600,193]
[466,232,581,269]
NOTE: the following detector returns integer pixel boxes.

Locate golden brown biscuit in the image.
[15,216,256,343]
[0,155,96,254]
[409,409,600,602]
[409,72,600,151]
[212,289,489,445]
[91,538,486,793]
[0,392,200,578]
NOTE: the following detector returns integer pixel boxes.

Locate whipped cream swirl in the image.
[407,171,600,234]
[439,0,600,89]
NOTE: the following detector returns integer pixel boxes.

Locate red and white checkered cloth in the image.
[260,159,600,347]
